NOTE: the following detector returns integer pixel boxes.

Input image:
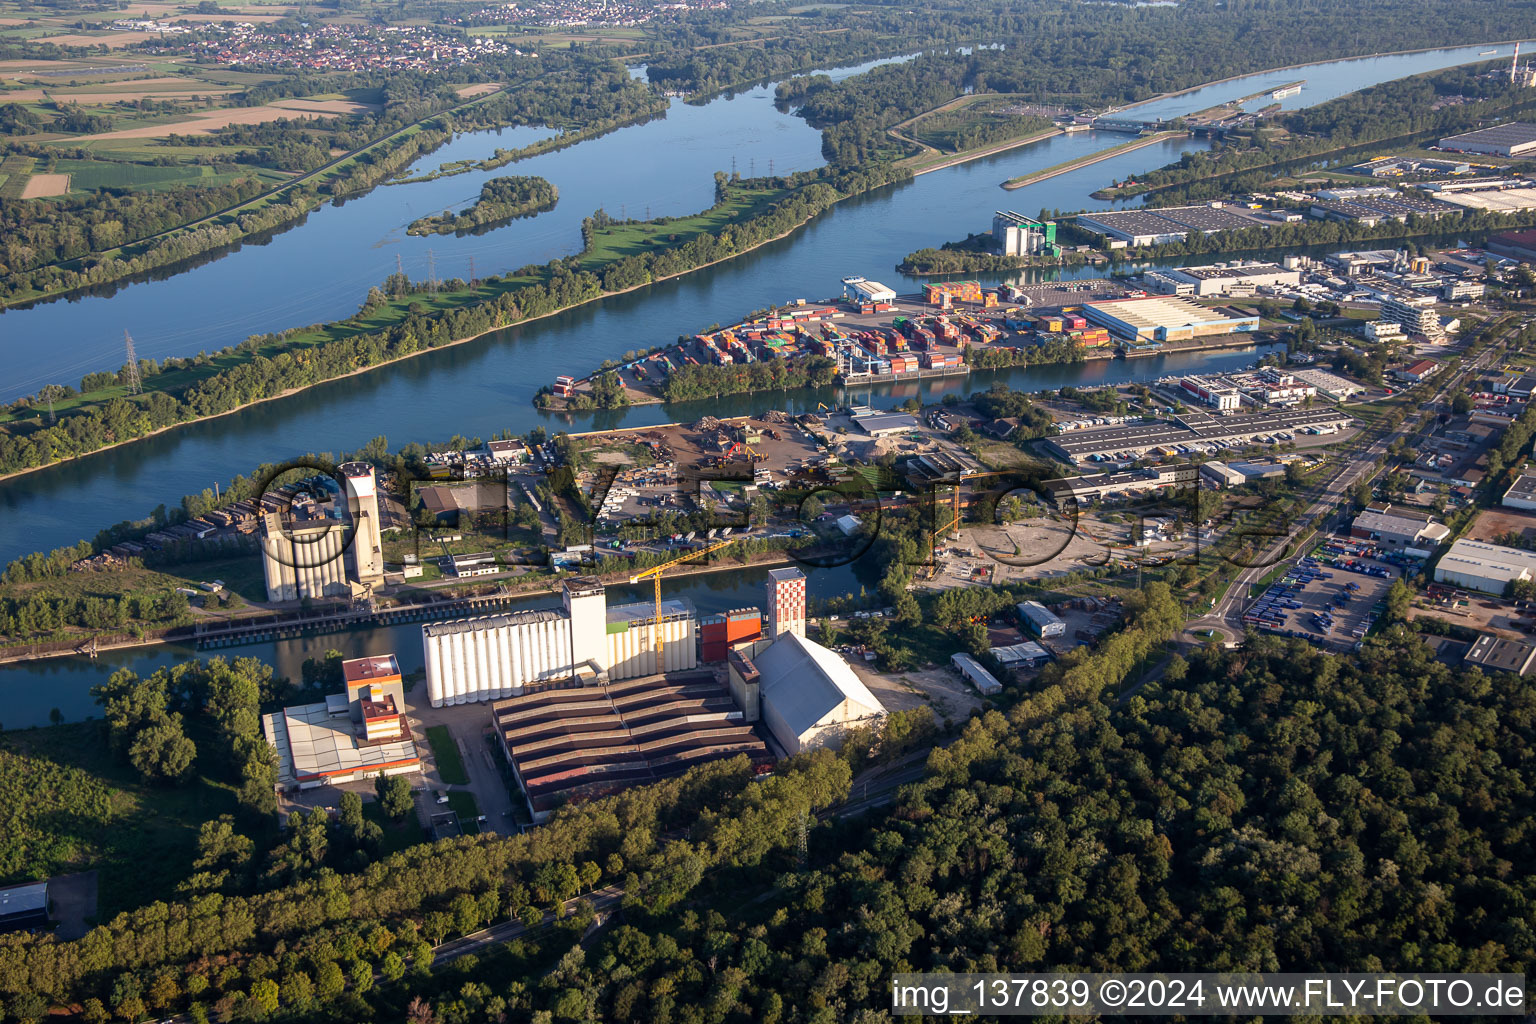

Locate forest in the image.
[9,590,1526,1023]
[406,176,559,236]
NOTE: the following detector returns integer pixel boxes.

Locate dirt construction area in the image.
[853,663,984,725]
[1463,506,1536,547]
[951,510,1195,586]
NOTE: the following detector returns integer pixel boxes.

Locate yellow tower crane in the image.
[628,537,738,672]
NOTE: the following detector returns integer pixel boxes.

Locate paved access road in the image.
[1184,323,1509,644]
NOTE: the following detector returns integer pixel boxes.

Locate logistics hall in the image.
[1082,296,1258,343]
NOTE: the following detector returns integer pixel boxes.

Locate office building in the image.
[992,210,1058,256]
[1082,296,1258,343]
[1434,538,1536,594]
[1437,122,1536,157]
[1379,292,1444,340]
[342,654,406,723]
[766,567,807,640]
[422,577,697,707]
[1364,319,1405,342]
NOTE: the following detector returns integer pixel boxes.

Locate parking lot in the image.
[1242,539,1404,647]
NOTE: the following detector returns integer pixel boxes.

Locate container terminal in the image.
[547,275,1268,407]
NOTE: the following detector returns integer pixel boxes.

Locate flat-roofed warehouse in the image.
[1083,296,1258,343]
[1075,204,1267,246]
[1150,261,1300,297]
[1434,538,1536,594]
[1434,187,1536,213]
[1043,408,1353,463]
[493,673,771,822]
[1438,122,1536,157]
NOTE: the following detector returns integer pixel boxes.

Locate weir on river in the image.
[1,42,1530,719]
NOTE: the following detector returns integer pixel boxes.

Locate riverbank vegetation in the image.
[405,175,558,236]
[659,354,840,403]
[0,53,659,307]
[0,164,909,477]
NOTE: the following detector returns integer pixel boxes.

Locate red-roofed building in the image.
[1489,229,1536,262]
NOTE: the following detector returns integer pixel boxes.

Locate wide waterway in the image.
[0,43,1529,716]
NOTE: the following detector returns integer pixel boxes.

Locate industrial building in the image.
[842,276,897,305]
[1042,465,1195,504]
[1018,600,1065,638]
[1394,358,1441,383]
[699,608,762,662]
[341,462,384,586]
[732,632,885,755]
[1200,461,1247,487]
[1179,374,1243,410]
[1437,122,1536,157]
[991,210,1059,256]
[260,464,384,603]
[1043,408,1353,463]
[991,640,1052,669]
[1434,186,1536,213]
[0,881,48,933]
[766,567,806,640]
[851,409,921,437]
[1488,228,1536,261]
[1434,538,1536,594]
[1147,261,1300,297]
[1307,192,1453,225]
[1503,472,1536,510]
[261,655,423,791]
[950,652,1002,695]
[422,578,697,707]
[1287,368,1364,401]
[1082,296,1258,343]
[1463,634,1536,675]
[1350,503,1449,552]
[492,672,771,822]
[1074,204,1267,246]
[260,509,349,604]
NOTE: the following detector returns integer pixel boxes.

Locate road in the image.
[1184,321,1509,644]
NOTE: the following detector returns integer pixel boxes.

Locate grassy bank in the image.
[1001,130,1189,190]
[0,167,906,481]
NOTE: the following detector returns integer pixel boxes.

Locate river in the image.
[0,42,1527,718]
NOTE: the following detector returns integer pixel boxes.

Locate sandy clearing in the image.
[455,83,502,97]
[39,31,162,48]
[20,173,71,198]
[270,97,379,114]
[85,106,330,139]
[67,75,228,91]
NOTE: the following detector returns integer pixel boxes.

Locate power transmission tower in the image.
[426,249,437,295]
[396,252,404,280]
[768,158,774,178]
[469,256,478,289]
[123,330,142,395]
[46,394,54,425]
[796,808,809,867]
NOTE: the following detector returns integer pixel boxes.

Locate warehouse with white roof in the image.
[1434,539,1536,594]
[742,632,886,754]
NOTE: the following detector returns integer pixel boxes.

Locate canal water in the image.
[0,42,1529,717]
